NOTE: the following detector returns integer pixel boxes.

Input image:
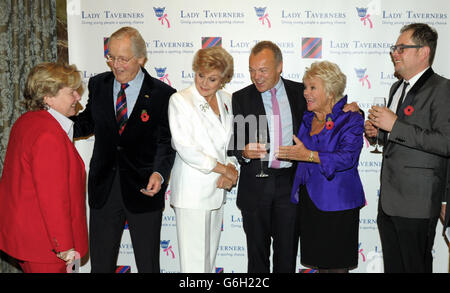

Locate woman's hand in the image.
[216,175,234,191]
[57,248,77,265]
[276,135,310,161]
[213,163,238,186]
[223,163,238,185]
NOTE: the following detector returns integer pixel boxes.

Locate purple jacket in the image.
[291,96,366,211]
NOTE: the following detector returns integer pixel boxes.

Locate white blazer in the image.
[168,84,237,210]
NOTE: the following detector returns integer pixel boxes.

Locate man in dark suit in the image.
[443,161,450,237]
[365,23,450,273]
[72,27,176,273]
[230,41,359,272]
[230,41,305,273]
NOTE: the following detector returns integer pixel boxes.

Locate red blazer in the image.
[0,110,88,263]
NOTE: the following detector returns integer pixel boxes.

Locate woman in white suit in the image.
[168,46,238,273]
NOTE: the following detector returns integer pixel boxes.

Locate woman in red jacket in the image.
[0,63,88,273]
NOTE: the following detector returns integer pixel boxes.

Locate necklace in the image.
[314,115,325,123]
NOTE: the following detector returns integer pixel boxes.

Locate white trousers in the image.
[173,205,224,273]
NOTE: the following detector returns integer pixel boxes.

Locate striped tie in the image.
[116,83,129,135]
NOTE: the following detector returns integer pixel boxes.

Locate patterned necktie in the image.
[270,87,281,168]
[116,83,129,135]
[395,81,409,115]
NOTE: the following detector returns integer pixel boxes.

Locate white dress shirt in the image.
[47,107,74,141]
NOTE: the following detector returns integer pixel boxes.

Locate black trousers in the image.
[89,171,162,273]
[241,169,299,273]
[377,208,438,273]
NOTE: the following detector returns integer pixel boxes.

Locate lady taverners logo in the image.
[254,7,271,28]
[153,7,170,28]
[356,7,373,29]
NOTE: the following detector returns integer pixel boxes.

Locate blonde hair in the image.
[109,26,147,59]
[23,62,83,111]
[303,61,346,103]
[192,46,234,88]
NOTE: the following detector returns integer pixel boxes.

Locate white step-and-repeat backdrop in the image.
[66,0,450,273]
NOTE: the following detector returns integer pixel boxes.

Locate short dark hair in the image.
[401,23,438,66]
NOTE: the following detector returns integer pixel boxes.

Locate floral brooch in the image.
[325,117,334,130]
[404,105,414,116]
[199,103,210,112]
[141,109,149,122]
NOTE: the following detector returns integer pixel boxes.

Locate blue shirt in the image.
[261,78,293,168]
[113,68,145,117]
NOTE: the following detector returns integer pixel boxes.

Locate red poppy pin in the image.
[325,117,334,130]
[141,110,149,122]
[224,103,229,113]
[404,105,414,116]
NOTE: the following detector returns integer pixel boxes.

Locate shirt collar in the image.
[404,66,429,88]
[47,107,74,141]
[268,77,283,95]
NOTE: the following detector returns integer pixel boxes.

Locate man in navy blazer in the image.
[366,23,450,273]
[72,27,176,273]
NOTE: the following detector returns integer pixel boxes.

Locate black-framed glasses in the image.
[390,44,423,54]
[105,54,134,65]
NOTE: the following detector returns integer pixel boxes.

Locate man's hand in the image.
[242,143,267,159]
[368,105,397,132]
[140,172,162,197]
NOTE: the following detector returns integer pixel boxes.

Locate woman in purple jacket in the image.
[277,61,365,273]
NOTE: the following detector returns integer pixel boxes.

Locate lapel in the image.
[120,67,154,136]
[247,77,301,142]
[249,85,270,142]
[44,111,85,169]
[100,72,116,124]
[397,67,434,119]
[190,85,227,138]
[383,68,434,152]
[216,90,233,137]
[283,77,301,134]
[382,80,403,148]
[387,80,402,108]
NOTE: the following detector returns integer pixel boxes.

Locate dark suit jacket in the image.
[72,67,176,213]
[380,68,450,219]
[230,78,306,211]
[445,159,450,228]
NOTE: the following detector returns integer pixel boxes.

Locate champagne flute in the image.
[255,131,269,178]
[370,97,386,154]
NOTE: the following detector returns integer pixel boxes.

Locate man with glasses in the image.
[71,27,176,272]
[365,23,450,272]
